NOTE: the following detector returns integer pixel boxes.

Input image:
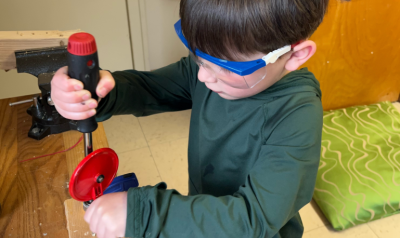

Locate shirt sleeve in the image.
[95,55,198,121]
[124,96,323,238]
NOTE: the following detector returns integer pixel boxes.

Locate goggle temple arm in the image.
[261,40,303,65]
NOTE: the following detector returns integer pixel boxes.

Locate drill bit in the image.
[84,133,93,156]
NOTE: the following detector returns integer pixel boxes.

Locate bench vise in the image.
[12,46,78,140]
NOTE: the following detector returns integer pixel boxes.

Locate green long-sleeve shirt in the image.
[96,55,323,238]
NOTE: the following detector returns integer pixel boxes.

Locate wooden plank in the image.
[304,0,400,110]
[0,95,71,238]
[0,97,19,237]
[0,30,80,70]
[64,199,92,238]
[15,96,70,237]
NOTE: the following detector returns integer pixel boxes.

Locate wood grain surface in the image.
[0,96,20,237]
[64,199,93,238]
[0,95,109,238]
[303,0,400,111]
[0,30,80,70]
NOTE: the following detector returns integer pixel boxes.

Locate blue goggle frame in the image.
[174,19,291,76]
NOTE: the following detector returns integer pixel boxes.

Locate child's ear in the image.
[285,40,317,71]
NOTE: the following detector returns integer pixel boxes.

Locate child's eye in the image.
[194,58,203,66]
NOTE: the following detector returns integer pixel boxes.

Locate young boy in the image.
[52,0,329,237]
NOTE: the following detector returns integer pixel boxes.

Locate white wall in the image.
[128,0,189,71]
[0,0,133,100]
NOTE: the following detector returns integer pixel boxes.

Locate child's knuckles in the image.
[99,75,115,89]
[70,79,83,89]
[89,224,97,234]
[85,99,98,109]
[56,106,87,120]
[53,101,68,112]
[50,80,61,92]
[73,113,88,121]
[87,109,96,117]
[64,102,86,113]
[108,223,118,233]
[83,214,90,223]
[50,93,65,106]
[61,93,78,104]
[57,66,68,74]
[56,109,73,120]
[107,78,116,90]
[95,205,105,215]
[73,91,89,103]
[102,77,115,89]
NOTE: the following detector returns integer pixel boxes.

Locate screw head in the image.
[32,127,40,134]
[47,96,54,106]
[96,175,104,183]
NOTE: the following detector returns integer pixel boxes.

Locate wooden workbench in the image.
[0,95,109,238]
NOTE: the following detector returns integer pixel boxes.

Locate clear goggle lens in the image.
[192,54,267,89]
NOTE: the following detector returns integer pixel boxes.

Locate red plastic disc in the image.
[69,148,119,202]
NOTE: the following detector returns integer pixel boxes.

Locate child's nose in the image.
[198,67,217,83]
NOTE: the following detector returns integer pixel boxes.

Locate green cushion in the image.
[313,101,400,230]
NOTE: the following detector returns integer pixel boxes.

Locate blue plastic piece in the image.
[174,19,266,76]
[103,173,139,194]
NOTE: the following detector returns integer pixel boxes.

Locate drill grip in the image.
[67,52,100,133]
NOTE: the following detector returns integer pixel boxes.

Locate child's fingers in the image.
[104,230,115,238]
[52,77,84,93]
[83,196,103,224]
[84,199,103,234]
[54,104,96,120]
[96,226,107,238]
[83,204,94,225]
[96,70,115,98]
[53,99,97,113]
[52,89,92,104]
[83,193,127,238]
[88,210,102,235]
[52,66,84,92]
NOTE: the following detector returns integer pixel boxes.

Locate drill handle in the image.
[67,52,100,133]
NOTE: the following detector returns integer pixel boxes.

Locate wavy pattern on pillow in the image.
[313,101,400,230]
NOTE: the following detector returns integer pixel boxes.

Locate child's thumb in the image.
[96,70,115,98]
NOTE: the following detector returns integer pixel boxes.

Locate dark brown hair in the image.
[180,0,329,61]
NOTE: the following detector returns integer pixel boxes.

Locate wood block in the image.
[0,30,80,70]
[64,199,92,238]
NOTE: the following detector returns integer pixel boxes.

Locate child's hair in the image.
[180,0,329,61]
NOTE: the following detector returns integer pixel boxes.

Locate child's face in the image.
[197,52,290,100]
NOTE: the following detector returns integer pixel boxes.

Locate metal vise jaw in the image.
[15,46,77,140]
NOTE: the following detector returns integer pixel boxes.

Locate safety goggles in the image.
[174,19,292,89]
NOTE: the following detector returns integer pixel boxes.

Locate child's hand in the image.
[84,192,128,238]
[51,66,115,120]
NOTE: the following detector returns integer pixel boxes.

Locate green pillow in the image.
[313,101,400,230]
